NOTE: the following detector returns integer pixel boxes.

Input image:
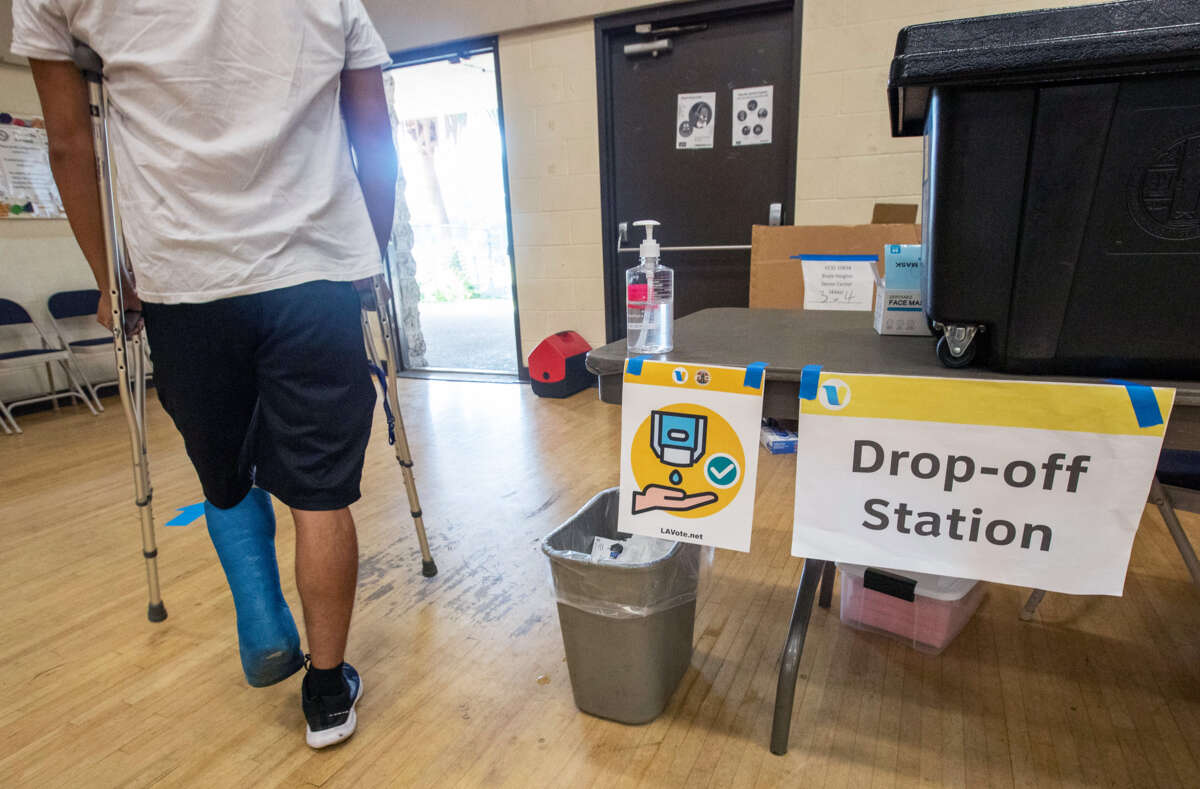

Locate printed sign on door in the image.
[619,360,766,552]
[676,92,716,150]
[731,85,773,146]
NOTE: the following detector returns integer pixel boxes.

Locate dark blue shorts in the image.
[143,280,376,511]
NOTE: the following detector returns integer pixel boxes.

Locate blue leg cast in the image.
[205,488,304,687]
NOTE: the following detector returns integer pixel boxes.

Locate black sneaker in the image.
[301,661,363,749]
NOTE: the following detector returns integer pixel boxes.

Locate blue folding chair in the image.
[48,289,113,411]
[0,298,98,434]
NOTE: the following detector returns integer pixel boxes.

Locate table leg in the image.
[1150,477,1200,590]
[771,557,825,756]
[818,561,836,609]
[1020,589,1046,621]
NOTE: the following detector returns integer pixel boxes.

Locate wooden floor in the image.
[2,380,1200,788]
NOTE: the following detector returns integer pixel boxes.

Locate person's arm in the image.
[340,65,397,259]
[30,59,106,287]
[29,57,139,328]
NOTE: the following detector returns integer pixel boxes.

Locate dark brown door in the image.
[597,0,799,341]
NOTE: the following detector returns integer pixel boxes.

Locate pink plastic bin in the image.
[837,564,984,655]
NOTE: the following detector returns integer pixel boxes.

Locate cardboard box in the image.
[873,244,932,336]
[749,223,921,310]
[871,204,919,224]
[883,243,921,289]
[874,287,930,335]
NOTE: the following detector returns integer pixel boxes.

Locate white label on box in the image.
[801,257,876,311]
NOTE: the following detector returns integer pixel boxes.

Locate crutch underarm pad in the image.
[205,488,303,687]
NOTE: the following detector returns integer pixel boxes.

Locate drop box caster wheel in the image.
[936,335,976,368]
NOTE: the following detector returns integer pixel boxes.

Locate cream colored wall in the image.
[0,64,110,405]
[793,0,1100,225]
[498,22,607,358]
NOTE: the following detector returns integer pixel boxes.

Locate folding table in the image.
[586,307,1200,754]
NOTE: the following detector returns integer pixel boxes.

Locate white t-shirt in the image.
[11,0,391,304]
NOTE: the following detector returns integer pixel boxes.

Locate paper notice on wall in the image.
[799,254,878,311]
[0,116,66,219]
[732,85,773,146]
[676,92,716,150]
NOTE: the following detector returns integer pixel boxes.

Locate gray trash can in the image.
[542,488,702,724]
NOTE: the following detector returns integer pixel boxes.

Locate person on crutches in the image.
[14,0,398,748]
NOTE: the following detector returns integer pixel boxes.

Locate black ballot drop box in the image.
[889,0,1200,377]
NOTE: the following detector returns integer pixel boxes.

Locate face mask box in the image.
[873,244,931,336]
[760,421,797,454]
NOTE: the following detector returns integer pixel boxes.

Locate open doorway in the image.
[385,40,521,375]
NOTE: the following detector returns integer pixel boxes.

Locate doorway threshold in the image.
[398,368,522,384]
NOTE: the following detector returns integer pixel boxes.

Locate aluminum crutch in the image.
[364,270,437,577]
[73,43,166,622]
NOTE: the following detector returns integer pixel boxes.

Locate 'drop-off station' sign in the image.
[619,359,766,552]
[792,370,1174,595]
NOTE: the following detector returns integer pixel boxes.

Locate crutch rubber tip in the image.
[147,602,168,622]
[422,559,438,578]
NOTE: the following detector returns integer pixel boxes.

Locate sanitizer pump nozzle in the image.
[626,219,674,354]
[634,220,661,266]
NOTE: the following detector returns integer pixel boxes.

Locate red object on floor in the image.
[529,331,593,398]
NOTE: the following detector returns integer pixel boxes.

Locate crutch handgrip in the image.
[71,42,103,82]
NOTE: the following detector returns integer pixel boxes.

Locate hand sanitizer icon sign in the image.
[631,405,744,519]
[618,361,767,552]
[651,411,706,467]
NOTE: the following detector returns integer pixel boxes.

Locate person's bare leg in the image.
[292,507,358,668]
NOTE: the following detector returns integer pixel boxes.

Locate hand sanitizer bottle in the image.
[626,220,674,354]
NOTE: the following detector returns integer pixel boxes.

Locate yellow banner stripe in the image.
[799,373,1173,437]
[623,360,764,395]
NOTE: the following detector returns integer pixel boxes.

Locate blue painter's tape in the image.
[789,253,880,261]
[165,502,205,527]
[744,361,767,389]
[799,364,823,400]
[1108,379,1163,428]
[626,355,649,376]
